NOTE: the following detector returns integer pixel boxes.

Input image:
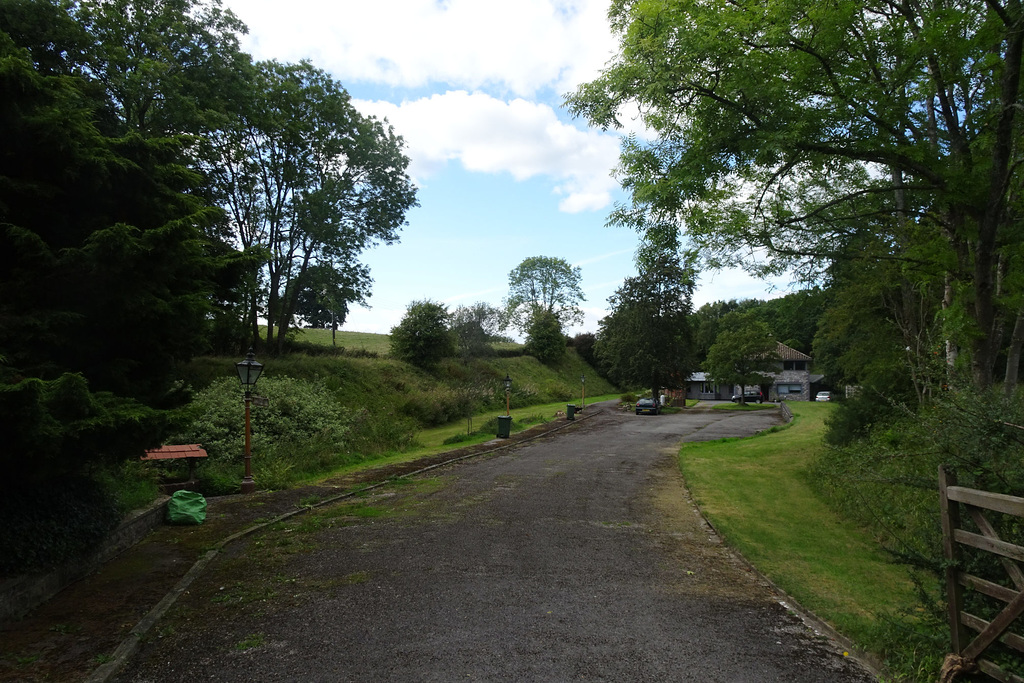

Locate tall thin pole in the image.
[581,374,586,411]
[241,392,255,494]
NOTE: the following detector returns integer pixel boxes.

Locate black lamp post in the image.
[580,373,586,411]
[503,373,512,416]
[235,347,264,494]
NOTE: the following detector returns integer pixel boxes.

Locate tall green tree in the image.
[502,256,585,335]
[524,309,566,364]
[567,0,1024,390]
[704,313,779,404]
[212,60,417,352]
[597,251,696,402]
[0,28,217,481]
[73,0,250,138]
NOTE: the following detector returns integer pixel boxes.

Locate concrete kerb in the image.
[690,508,886,680]
[85,411,593,683]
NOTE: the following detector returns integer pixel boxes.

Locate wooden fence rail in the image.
[940,465,1024,683]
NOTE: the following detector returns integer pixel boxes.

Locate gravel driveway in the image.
[115,402,876,682]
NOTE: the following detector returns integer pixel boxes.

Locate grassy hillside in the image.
[171,341,616,492]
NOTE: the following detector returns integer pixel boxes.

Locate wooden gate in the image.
[939,466,1024,682]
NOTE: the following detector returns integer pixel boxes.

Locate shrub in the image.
[389,300,456,368]
[524,310,565,363]
[170,376,357,491]
[172,376,353,463]
[811,387,1024,677]
[823,388,903,447]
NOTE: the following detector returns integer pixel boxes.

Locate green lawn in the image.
[291,328,392,354]
[677,401,923,668]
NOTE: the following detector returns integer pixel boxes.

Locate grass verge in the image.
[292,394,622,484]
[711,402,776,411]
[677,401,928,679]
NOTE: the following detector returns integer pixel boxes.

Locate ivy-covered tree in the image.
[524,310,566,364]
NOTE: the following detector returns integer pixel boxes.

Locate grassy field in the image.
[288,327,526,357]
[289,328,393,354]
[677,401,928,677]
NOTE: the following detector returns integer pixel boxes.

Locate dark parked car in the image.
[635,397,659,415]
[731,389,762,403]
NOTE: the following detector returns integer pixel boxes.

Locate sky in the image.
[221,0,792,338]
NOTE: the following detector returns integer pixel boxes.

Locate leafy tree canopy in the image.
[451,302,502,359]
[567,0,1024,390]
[503,256,584,335]
[524,309,566,364]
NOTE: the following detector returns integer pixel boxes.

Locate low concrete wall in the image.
[0,496,169,625]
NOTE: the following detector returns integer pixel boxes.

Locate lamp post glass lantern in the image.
[236,347,264,394]
[235,347,264,494]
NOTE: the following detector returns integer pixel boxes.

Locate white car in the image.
[815,391,833,402]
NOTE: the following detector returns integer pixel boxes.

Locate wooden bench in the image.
[141,444,208,484]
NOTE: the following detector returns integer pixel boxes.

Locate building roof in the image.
[776,341,812,361]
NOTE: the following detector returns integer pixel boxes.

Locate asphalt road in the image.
[115,402,876,682]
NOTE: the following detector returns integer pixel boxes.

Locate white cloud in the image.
[356,91,621,212]
[227,0,617,97]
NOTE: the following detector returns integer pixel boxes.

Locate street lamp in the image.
[580,373,586,411]
[235,347,264,494]
[503,373,512,416]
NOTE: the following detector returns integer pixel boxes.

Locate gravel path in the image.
[114,402,876,682]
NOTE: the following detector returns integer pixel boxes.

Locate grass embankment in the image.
[172,331,618,492]
[309,395,620,482]
[679,401,923,676]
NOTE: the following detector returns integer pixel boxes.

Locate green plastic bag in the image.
[166,490,206,525]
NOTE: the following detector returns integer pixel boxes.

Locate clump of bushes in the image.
[811,386,1024,678]
[169,376,359,494]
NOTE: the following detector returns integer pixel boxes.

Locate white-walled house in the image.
[672,342,820,402]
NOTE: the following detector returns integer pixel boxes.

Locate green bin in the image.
[567,404,576,420]
[497,415,512,438]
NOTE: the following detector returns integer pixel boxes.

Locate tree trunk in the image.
[1005,309,1024,397]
